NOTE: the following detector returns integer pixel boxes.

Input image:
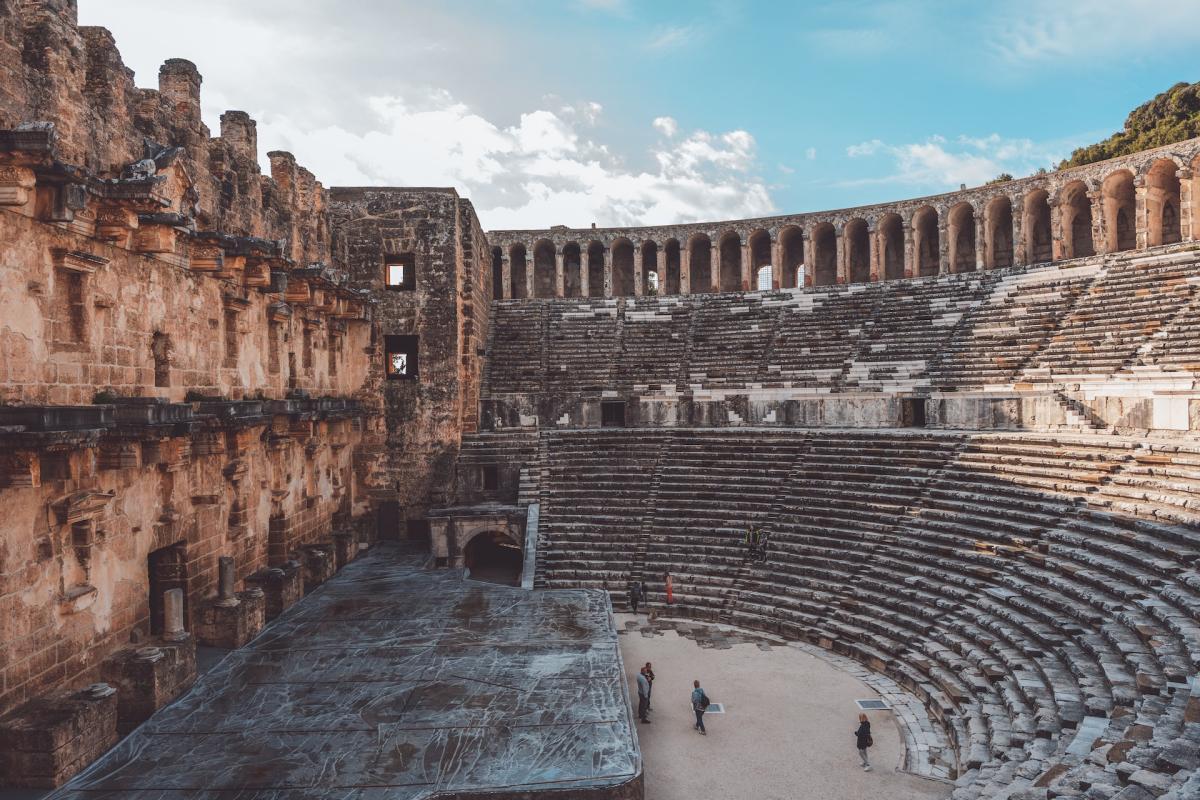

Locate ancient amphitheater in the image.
[0,2,1198,799]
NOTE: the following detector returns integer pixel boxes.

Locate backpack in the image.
[699,692,711,710]
[866,734,873,747]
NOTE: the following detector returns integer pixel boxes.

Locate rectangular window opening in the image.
[384,334,419,380]
[385,253,416,291]
[601,400,626,428]
[481,464,499,491]
[901,398,927,428]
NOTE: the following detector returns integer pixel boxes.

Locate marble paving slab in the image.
[46,545,641,799]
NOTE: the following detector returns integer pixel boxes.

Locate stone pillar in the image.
[1049,199,1065,261]
[1179,168,1196,242]
[741,242,752,291]
[802,234,815,287]
[580,251,590,297]
[633,246,644,297]
[868,226,881,282]
[937,220,950,274]
[710,239,722,293]
[554,250,565,297]
[974,213,987,270]
[603,247,613,298]
[216,556,239,608]
[524,251,535,299]
[1011,197,1026,266]
[501,255,512,300]
[902,222,915,278]
[163,588,187,642]
[836,229,849,284]
[771,238,783,290]
[1089,191,1106,255]
[680,246,691,294]
[1134,176,1149,250]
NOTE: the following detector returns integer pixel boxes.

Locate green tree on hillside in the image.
[1060,81,1200,168]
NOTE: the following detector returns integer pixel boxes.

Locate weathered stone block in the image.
[193,588,266,649]
[100,638,196,735]
[244,562,302,620]
[300,544,336,593]
[0,683,118,788]
[333,530,356,570]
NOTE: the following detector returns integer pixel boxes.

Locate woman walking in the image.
[664,572,674,605]
[854,713,873,771]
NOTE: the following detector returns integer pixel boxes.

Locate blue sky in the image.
[81,1,1200,230]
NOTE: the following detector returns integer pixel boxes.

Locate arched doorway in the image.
[912,206,939,276]
[845,218,869,282]
[563,243,582,297]
[986,196,1013,269]
[1023,189,1052,264]
[533,240,556,298]
[811,222,837,286]
[1145,159,1182,246]
[1061,180,1094,259]
[689,234,712,293]
[779,226,804,288]
[463,531,522,586]
[1103,170,1136,253]
[948,203,976,273]
[877,214,903,280]
[718,231,742,292]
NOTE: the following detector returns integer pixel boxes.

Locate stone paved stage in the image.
[47,545,642,799]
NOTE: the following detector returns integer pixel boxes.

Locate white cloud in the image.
[839,134,1065,190]
[258,89,774,229]
[653,116,679,138]
[987,0,1200,65]
[805,147,817,160]
[647,24,704,52]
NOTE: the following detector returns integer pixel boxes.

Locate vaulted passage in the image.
[1062,180,1094,258]
[1024,190,1052,264]
[719,232,742,292]
[463,530,522,585]
[878,214,903,281]
[689,235,712,293]
[913,207,939,277]
[812,223,837,286]
[1104,170,1136,253]
[845,218,869,283]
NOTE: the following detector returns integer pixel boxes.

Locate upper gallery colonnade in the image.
[487,137,1200,299]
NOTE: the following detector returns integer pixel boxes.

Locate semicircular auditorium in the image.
[0,3,1198,800]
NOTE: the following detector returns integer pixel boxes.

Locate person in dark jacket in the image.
[628,581,641,614]
[635,669,651,723]
[691,679,708,735]
[854,713,872,770]
[641,662,655,710]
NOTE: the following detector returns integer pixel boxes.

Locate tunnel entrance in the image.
[463,531,522,586]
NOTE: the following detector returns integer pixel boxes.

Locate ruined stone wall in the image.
[329,188,490,530]
[0,1,381,722]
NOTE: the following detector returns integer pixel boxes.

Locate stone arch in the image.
[586,242,605,297]
[563,242,583,297]
[1145,158,1182,246]
[688,234,712,293]
[749,229,772,290]
[663,239,681,295]
[1102,169,1136,253]
[1060,180,1094,259]
[811,222,837,286]
[844,218,870,283]
[1023,189,1052,264]
[533,239,556,298]
[491,246,504,299]
[985,196,1014,270]
[611,238,636,297]
[641,240,659,295]
[778,225,804,289]
[718,231,742,292]
[463,530,522,586]
[912,206,939,277]
[948,203,976,273]
[877,213,904,281]
[508,243,527,299]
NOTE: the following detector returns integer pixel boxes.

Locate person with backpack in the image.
[641,662,655,710]
[691,679,709,735]
[854,713,873,770]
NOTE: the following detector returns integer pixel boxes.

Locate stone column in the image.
[216,556,239,608]
[633,246,644,297]
[975,213,987,271]
[710,239,721,293]
[903,222,915,278]
[163,588,188,642]
[938,220,950,274]
[741,242,752,291]
[1089,191,1106,255]
[1049,199,1065,261]
[580,251,590,297]
[603,247,613,298]
[802,233,815,287]
[771,238,783,290]
[680,245,691,295]
[836,229,849,284]
[868,226,881,282]
[501,255,512,300]
[1179,168,1196,242]
[524,251,535,299]
[1011,198,1026,266]
[554,250,565,297]
[1134,176,1149,250]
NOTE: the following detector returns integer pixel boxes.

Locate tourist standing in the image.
[628,581,642,614]
[664,571,674,605]
[636,669,651,723]
[854,713,872,771]
[691,679,708,735]
[642,662,655,710]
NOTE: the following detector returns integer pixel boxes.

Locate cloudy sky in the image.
[80,1,1199,231]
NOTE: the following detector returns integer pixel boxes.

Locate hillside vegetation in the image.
[1060,80,1200,168]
